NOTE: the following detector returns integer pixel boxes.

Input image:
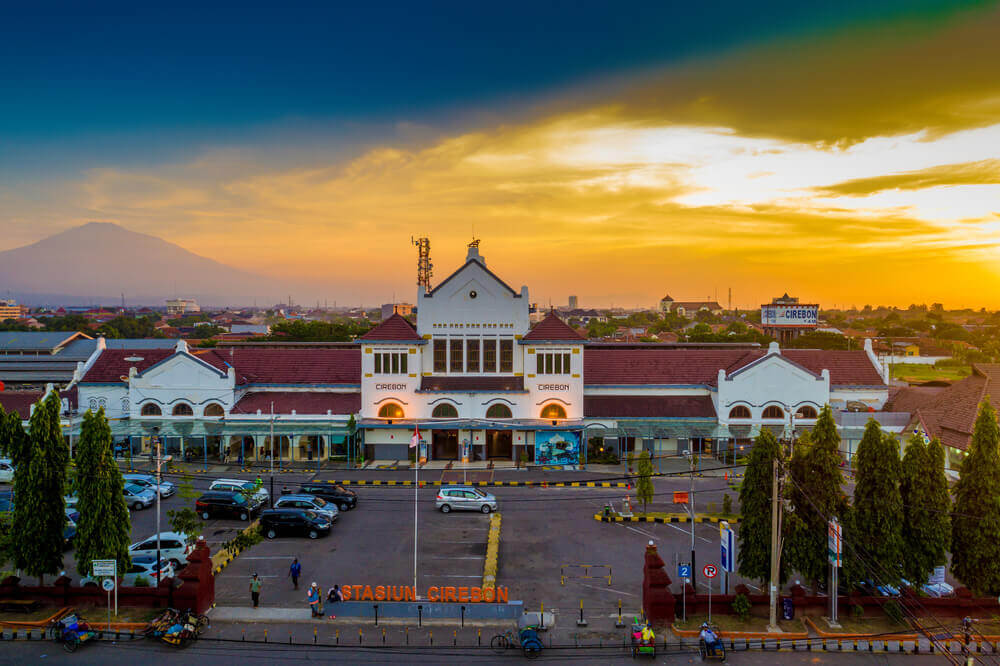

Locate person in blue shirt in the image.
[289,558,302,590]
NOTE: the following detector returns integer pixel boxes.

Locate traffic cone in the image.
[724,471,729,481]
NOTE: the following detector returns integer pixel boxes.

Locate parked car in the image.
[129,531,196,567]
[195,491,257,521]
[0,458,13,483]
[124,483,156,510]
[64,516,77,550]
[259,508,331,540]
[273,494,339,523]
[435,486,497,514]
[123,473,176,498]
[0,490,12,512]
[922,581,955,598]
[296,482,358,511]
[209,479,268,507]
[65,506,80,523]
[82,555,175,587]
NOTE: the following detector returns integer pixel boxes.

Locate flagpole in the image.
[412,425,419,597]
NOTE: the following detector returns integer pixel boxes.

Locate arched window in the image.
[377,402,404,419]
[762,405,785,419]
[795,405,818,419]
[486,403,513,419]
[204,403,225,417]
[540,403,567,420]
[172,403,194,416]
[140,402,162,416]
[728,405,751,419]
[431,403,458,418]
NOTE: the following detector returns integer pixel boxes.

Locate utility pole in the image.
[269,402,275,508]
[688,449,696,588]
[154,427,162,578]
[768,455,781,630]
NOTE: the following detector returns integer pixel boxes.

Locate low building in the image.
[380,303,415,320]
[0,299,28,321]
[166,298,200,316]
[659,295,724,318]
[761,293,818,343]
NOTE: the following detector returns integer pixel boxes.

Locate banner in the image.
[535,431,580,466]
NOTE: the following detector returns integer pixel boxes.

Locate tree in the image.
[951,398,1000,595]
[851,420,904,584]
[74,408,131,577]
[636,450,654,513]
[737,428,784,584]
[900,435,951,585]
[12,392,69,584]
[785,405,846,588]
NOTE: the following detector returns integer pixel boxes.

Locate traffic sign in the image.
[720,521,736,573]
[703,564,718,579]
[678,563,691,579]
[102,578,115,591]
[92,560,116,577]
[672,491,689,504]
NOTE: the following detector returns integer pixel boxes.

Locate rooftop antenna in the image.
[411,236,433,290]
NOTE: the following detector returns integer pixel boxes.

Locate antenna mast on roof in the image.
[411,236,433,291]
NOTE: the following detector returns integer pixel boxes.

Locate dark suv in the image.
[260,508,331,540]
[195,491,258,521]
[296,483,358,511]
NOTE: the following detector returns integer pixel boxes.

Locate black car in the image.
[259,508,331,540]
[195,491,257,521]
[296,483,358,511]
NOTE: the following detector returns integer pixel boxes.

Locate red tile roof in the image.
[522,312,585,342]
[231,391,360,415]
[584,395,716,418]
[194,348,361,385]
[361,314,421,341]
[0,389,77,419]
[419,376,525,392]
[81,348,176,383]
[583,348,885,387]
[909,364,1000,450]
[885,385,947,413]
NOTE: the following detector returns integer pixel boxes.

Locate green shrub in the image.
[732,593,751,622]
[133,575,150,587]
[627,452,635,469]
[851,604,864,620]
[722,494,733,515]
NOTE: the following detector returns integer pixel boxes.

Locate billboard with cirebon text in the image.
[761,304,818,328]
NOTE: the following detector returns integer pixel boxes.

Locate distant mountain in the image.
[0,222,287,306]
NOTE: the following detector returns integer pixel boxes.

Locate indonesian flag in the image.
[410,424,420,448]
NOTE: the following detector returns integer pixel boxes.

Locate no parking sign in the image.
[703,564,718,579]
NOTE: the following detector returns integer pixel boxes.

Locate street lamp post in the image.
[685,447,696,588]
[269,402,275,508]
[152,427,162,576]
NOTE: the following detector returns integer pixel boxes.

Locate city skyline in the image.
[3,2,999,308]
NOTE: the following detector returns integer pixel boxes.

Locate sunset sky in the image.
[3,1,1000,308]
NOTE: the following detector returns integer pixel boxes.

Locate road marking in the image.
[574,582,637,596]
[239,556,297,560]
[661,521,712,543]
[431,574,484,578]
[428,556,484,560]
[621,524,659,541]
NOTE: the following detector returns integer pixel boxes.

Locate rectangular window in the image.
[391,353,399,374]
[466,339,480,373]
[554,353,562,374]
[483,338,497,373]
[374,352,407,374]
[536,353,543,375]
[374,354,382,374]
[401,353,408,374]
[537,351,572,375]
[450,338,464,373]
[433,339,447,372]
[500,339,513,373]
[564,353,571,373]
[545,352,553,374]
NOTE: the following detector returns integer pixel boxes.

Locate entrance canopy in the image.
[359,418,586,431]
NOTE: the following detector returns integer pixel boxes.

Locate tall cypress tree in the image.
[951,398,1000,595]
[737,427,784,584]
[74,408,131,577]
[786,405,846,587]
[900,434,951,585]
[635,449,654,513]
[13,392,69,583]
[852,419,904,584]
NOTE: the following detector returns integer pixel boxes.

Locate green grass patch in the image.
[674,614,801,633]
[890,363,970,384]
[0,606,64,623]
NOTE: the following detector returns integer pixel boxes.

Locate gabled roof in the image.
[907,364,1000,450]
[426,255,520,298]
[522,312,585,342]
[361,313,421,341]
[81,348,176,383]
[0,331,91,353]
[0,388,77,419]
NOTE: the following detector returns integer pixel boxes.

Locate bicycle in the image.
[490,625,543,659]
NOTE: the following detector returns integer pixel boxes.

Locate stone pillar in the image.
[642,542,676,625]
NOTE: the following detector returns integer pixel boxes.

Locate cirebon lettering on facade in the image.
[375,383,408,391]
[340,585,509,603]
[537,384,569,391]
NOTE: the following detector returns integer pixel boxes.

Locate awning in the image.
[584,419,722,439]
[62,418,351,438]
[359,418,586,431]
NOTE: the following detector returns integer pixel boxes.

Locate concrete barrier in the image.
[328,600,523,620]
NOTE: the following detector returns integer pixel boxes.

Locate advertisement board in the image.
[761,304,818,328]
[535,431,580,466]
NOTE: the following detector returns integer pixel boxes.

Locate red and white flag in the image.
[410,424,420,448]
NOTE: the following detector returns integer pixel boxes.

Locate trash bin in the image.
[781,597,794,621]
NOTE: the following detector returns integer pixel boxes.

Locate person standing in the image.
[289,558,302,590]
[307,582,322,617]
[250,573,262,608]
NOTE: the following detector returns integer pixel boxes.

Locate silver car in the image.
[124,483,156,510]
[124,473,176,498]
[273,494,339,523]
[435,486,497,514]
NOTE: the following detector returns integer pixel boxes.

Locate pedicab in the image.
[50,613,98,653]
[698,622,726,660]
[629,617,656,658]
[144,607,209,648]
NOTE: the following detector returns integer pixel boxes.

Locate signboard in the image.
[827,519,842,567]
[678,563,691,579]
[534,431,580,466]
[761,304,818,328]
[672,491,689,504]
[929,565,946,585]
[92,560,116,577]
[703,564,718,579]
[720,521,736,573]
[102,578,116,591]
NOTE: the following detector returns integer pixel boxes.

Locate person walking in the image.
[250,573,262,608]
[289,558,302,590]
[307,582,322,617]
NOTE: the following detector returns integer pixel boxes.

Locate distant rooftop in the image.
[0,331,92,353]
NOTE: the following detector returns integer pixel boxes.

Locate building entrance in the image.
[486,431,513,459]
[432,430,459,460]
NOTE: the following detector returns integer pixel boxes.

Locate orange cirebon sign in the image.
[341,585,509,604]
[673,491,689,504]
